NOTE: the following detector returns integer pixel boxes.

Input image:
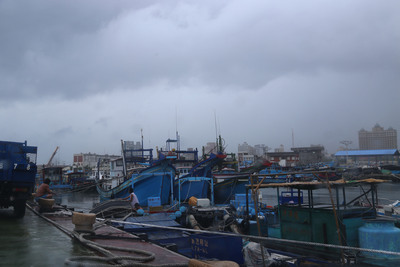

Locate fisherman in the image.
[122,187,140,211]
[35,178,56,201]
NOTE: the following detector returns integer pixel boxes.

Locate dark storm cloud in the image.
[0,0,158,99]
[0,0,399,164]
[0,0,399,103]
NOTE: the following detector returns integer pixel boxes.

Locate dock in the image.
[27,202,189,266]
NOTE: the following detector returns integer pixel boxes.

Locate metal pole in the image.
[210,178,214,206]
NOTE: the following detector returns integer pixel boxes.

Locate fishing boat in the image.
[96,155,176,207]
[64,170,96,192]
[174,152,226,204]
[239,159,273,173]
[112,189,334,266]
[37,166,95,192]
[38,165,69,190]
[213,171,252,204]
[242,176,400,265]
[131,158,176,207]
[213,161,272,204]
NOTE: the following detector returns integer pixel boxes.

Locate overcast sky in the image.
[1,0,399,165]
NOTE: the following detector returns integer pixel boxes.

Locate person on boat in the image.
[35,178,56,201]
[122,187,140,211]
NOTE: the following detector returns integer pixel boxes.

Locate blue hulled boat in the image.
[213,160,273,204]
[131,159,176,207]
[96,152,176,206]
[174,152,227,204]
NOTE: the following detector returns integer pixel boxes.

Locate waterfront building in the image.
[358,124,397,150]
[238,152,255,167]
[73,153,120,169]
[334,149,400,166]
[238,142,269,167]
[254,144,269,157]
[265,151,299,167]
[291,145,325,165]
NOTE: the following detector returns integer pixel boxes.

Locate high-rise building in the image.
[358,124,397,150]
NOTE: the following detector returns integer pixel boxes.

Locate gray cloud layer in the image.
[1,0,399,164]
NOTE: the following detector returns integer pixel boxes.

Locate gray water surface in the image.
[0,191,99,267]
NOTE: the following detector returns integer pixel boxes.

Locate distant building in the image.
[238,152,255,167]
[334,149,400,165]
[123,140,153,164]
[291,145,325,165]
[359,124,397,150]
[238,142,270,166]
[124,141,142,152]
[204,142,217,155]
[238,142,255,155]
[274,144,285,153]
[254,144,269,157]
[73,153,119,168]
[265,151,299,167]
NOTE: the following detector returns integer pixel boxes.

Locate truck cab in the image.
[0,141,37,218]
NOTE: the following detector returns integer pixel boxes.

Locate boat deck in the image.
[28,204,189,266]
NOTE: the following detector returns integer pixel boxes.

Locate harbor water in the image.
[260,180,400,207]
[0,191,99,267]
[1,183,400,266]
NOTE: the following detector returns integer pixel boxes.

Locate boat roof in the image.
[335,149,399,156]
[247,178,387,190]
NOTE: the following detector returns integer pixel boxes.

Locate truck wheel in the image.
[14,200,26,218]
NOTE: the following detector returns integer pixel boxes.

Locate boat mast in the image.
[141,129,144,162]
[121,140,127,177]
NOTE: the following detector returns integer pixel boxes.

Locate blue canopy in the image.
[335,149,399,156]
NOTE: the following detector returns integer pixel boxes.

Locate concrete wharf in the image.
[27,202,189,266]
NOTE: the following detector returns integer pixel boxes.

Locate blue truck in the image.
[0,141,37,218]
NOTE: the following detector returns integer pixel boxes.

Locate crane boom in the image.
[47,146,59,166]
